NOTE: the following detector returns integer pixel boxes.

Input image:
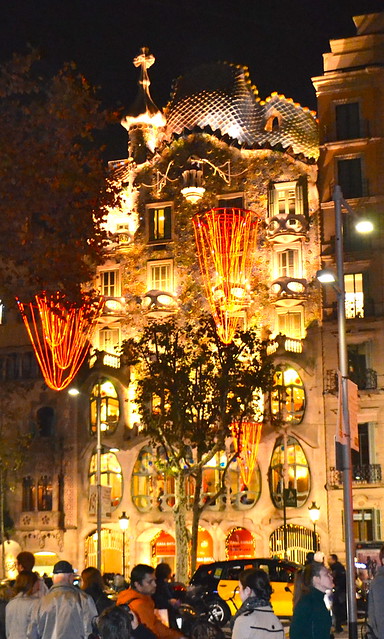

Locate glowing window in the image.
[276,249,300,279]
[147,260,173,292]
[131,446,176,513]
[276,310,303,340]
[37,476,52,511]
[345,273,364,319]
[269,436,310,508]
[90,379,119,435]
[270,366,305,425]
[148,205,172,242]
[100,270,120,297]
[98,327,120,353]
[89,451,122,509]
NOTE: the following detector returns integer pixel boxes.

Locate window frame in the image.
[217,192,245,209]
[99,269,120,298]
[336,155,365,199]
[147,259,174,293]
[147,202,173,244]
[344,273,364,319]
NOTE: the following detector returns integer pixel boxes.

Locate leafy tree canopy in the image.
[0,51,117,305]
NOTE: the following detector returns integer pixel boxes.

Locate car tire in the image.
[206,599,231,626]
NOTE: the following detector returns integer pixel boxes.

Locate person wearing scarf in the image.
[232,568,284,639]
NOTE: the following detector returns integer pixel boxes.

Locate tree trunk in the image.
[190,465,203,576]
[174,471,189,584]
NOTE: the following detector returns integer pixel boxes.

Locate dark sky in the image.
[1,0,383,158]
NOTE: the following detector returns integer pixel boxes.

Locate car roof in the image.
[194,558,301,571]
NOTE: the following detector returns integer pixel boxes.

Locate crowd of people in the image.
[0,547,381,639]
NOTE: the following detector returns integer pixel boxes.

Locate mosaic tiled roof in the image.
[164,62,319,160]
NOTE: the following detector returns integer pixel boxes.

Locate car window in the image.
[276,565,295,583]
[224,566,242,580]
[213,567,223,580]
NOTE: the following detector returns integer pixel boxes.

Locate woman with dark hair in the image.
[153,564,180,629]
[5,571,39,639]
[232,568,284,639]
[81,567,113,614]
[97,605,158,639]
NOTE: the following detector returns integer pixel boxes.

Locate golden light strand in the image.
[230,421,262,487]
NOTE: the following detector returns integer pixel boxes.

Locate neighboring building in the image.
[312,12,384,562]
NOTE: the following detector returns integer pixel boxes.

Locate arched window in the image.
[22,476,35,512]
[37,406,55,437]
[131,447,177,513]
[90,379,119,435]
[228,458,261,509]
[270,365,305,425]
[269,435,310,508]
[89,451,122,509]
[37,476,52,511]
[201,452,226,510]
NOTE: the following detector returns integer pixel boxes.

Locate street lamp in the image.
[119,511,129,580]
[317,185,373,639]
[308,501,320,551]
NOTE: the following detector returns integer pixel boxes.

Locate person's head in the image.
[238,568,272,603]
[16,551,35,573]
[379,546,384,566]
[314,551,325,564]
[52,560,75,585]
[14,570,38,596]
[305,551,314,565]
[81,566,104,592]
[328,554,338,566]
[311,561,333,593]
[97,605,133,639]
[130,564,156,595]
[155,563,172,582]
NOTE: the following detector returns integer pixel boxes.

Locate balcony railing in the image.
[328,464,382,488]
[325,368,377,393]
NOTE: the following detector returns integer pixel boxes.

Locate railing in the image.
[322,119,370,143]
[325,368,377,392]
[328,464,382,488]
[267,336,303,356]
[89,350,121,369]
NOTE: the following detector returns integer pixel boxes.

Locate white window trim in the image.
[147,259,174,293]
[273,244,303,280]
[98,268,121,298]
[275,307,304,340]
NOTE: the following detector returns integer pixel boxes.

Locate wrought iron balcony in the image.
[328,464,382,488]
[325,368,377,393]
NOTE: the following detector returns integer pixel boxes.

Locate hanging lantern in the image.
[230,421,262,487]
[17,292,104,391]
[192,208,260,343]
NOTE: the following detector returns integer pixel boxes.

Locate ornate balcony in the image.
[270,277,307,307]
[328,465,382,488]
[325,368,377,393]
[266,214,308,243]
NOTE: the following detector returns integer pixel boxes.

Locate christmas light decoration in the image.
[230,421,262,487]
[193,208,260,343]
[17,292,104,391]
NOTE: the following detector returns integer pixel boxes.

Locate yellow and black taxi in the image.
[186,558,300,625]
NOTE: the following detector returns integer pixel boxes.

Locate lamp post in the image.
[317,185,373,639]
[119,511,129,580]
[308,501,320,551]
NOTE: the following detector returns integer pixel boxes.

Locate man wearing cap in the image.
[27,560,97,639]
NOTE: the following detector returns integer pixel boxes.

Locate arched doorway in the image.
[151,530,176,572]
[197,528,214,566]
[85,529,124,574]
[226,527,256,559]
[269,524,319,565]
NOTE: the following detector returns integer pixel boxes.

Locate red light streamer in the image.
[229,421,262,487]
[17,292,104,391]
[192,208,260,344]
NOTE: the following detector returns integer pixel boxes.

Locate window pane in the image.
[89,452,122,509]
[37,476,52,511]
[148,262,172,291]
[149,206,172,241]
[336,103,360,140]
[337,158,363,198]
[344,273,364,319]
[269,436,310,508]
[90,379,119,435]
[100,271,119,297]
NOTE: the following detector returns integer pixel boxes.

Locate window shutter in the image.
[164,206,172,239]
[374,508,381,541]
[295,180,308,216]
[149,209,155,241]
[268,188,278,217]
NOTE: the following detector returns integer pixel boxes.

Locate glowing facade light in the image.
[192,208,260,344]
[17,292,104,391]
[230,421,263,487]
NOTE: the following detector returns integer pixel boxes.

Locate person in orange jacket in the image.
[117,564,187,639]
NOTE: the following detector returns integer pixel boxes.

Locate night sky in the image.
[1,0,383,158]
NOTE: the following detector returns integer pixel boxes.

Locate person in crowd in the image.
[293,551,314,609]
[232,568,284,639]
[15,552,48,598]
[153,564,180,629]
[367,544,384,639]
[289,561,334,639]
[81,567,113,614]
[328,554,346,633]
[27,560,97,639]
[117,564,186,639]
[0,584,12,639]
[6,570,40,639]
[96,605,133,639]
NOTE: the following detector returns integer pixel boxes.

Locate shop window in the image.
[345,273,364,319]
[37,476,52,511]
[89,451,122,509]
[337,157,364,199]
[100,270,120,297]
[270,365,305,425]
[90,379,119,435]
[36,406,55,437]
[148,204,172,242]
[335,102,361,140]
[269,436,310,509]
[22,476,35,512]
[228,458,261,509]
[147,260,174,293]
[226,527,256,560]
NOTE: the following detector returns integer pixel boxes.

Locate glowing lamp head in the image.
[355,218,373,234]
[308,501,320,523]
[316,269,336,284]
[181,186,206,204]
